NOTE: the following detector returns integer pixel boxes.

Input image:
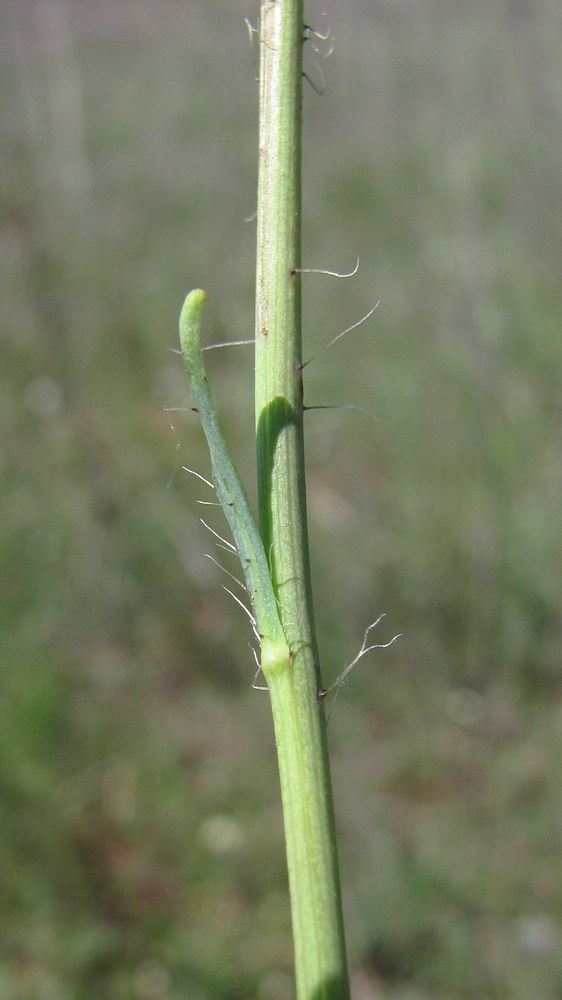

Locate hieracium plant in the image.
[179,4,388,998]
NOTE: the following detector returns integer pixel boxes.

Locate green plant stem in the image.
[255,4,350,998]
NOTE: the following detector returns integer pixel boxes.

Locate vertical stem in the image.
[255,3,350,998]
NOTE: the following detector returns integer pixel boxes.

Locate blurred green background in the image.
[2,1,561,997]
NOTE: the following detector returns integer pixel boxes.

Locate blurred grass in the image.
[1,0,561,997]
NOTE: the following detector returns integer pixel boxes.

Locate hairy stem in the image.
[255,3,350,998]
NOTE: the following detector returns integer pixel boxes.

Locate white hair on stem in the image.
[302,301,380,369]
[199,518,237,554]
[291,252,359,280]
[182,466,214,490]
[318,615,402,715]
[204,553,247,593]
